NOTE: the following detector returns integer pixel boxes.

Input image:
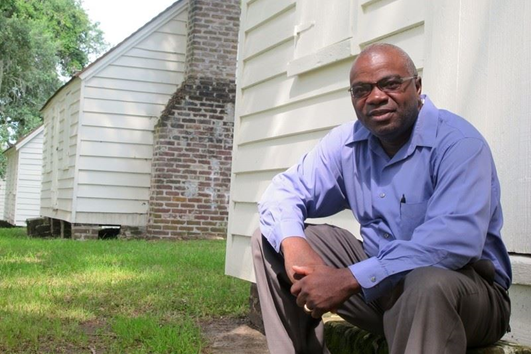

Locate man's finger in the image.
[295,292,307,308]
[292,265,313,275]
[290,281,302,297]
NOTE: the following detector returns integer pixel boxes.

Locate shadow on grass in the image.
[0,233,249,353]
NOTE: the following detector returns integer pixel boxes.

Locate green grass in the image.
[0,228,249,353]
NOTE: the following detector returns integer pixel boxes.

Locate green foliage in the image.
[1,0,106,77]
[0,230,249,353]
[0,15,59,139]
[0,0,107,166]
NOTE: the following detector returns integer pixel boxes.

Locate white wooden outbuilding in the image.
[40,0,188,228]
[0,179,6,221]
[226,0,531,345]
[3,126,44,226]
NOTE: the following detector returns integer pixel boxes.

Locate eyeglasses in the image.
[348,76,417,99]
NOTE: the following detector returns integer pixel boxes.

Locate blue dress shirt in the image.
[258,95,512,302]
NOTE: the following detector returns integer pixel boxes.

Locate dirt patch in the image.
[200,317,269,354]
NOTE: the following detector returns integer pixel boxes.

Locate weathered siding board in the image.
[76,198,148,213]
[79,126,154,145]
[357,0,424,45]
[230,170,281,203]
[83,113,159,131]
[83,87,175,105]
[135,32,187,53]
[77,170,151,188]
[92,65,184,85]
[157,18,187,34]
[245,0,295,32]
[79,141,153,159]
[113,54,184,73]
[77,185,150,200]
[241,40,293,89]
[85,77,177,95]
[233,130,329,173]
[75,212,147,226]
[238,89,352,145]
[77,156,152,174]
[242,5,295,60]
[239,61,350,117]
[293,0,351,60]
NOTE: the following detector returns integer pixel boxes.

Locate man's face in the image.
[349,49,422,145]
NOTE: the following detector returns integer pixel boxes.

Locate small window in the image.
[288,0,354,76]
[294,0,352,60]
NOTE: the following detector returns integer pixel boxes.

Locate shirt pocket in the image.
[400,200,428,239]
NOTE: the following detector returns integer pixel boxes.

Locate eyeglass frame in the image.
[348,75,418,99]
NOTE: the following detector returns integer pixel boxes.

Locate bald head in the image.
[352,43,418,78]
[347,43,422,157]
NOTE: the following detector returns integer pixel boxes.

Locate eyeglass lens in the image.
[349,76,415,98]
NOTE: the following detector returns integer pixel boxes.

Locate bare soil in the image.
[200,317,269,354]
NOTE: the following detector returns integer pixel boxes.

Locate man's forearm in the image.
[281,236,326,283]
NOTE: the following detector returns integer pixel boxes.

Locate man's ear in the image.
[415,76,422,95]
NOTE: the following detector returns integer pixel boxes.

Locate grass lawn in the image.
[0,228,249,353]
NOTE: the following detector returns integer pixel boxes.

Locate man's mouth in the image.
[368,109,394,120]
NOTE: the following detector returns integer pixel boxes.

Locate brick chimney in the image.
[146,0,240,239]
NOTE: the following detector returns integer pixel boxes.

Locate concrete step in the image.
[324,320,531,354]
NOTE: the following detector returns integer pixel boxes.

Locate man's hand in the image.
[281,237,361,318]
[281,237,326,284]
[290,265,361,318]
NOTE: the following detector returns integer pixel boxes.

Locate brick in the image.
[146,0,239,239]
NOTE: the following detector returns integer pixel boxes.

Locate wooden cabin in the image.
[0,179,6,222]
[3,126,44,226]
[39,0,240,240]
[39,1,189,235]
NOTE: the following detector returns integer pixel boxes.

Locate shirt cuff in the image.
[349,257,389,302]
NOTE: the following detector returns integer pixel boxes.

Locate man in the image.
[252,43,511,354]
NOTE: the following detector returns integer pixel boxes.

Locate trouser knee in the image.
[402,267,458,302]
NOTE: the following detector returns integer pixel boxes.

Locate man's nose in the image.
[365,85,388,104]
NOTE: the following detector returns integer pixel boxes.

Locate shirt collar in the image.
[346,94,438,148]
[410,95,438,149]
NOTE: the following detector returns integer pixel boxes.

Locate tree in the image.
[0,0,107,177]
[0,0,107,139]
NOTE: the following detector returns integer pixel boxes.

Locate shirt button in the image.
[383,233,390,239]
[370,276,376,282]
[379,193,386,198]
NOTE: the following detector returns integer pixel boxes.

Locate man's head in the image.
[349,43,422,152]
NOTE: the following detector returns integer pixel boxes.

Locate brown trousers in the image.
[252,224,511,354]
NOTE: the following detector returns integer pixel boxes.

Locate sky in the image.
[82,0,177,48]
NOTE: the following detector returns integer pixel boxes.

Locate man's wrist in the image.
[341,267,361,294]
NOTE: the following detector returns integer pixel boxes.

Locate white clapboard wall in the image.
[0,178,6,220]
[41,0,188,226]
[3,126,44,226]
[226,0,531,344]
